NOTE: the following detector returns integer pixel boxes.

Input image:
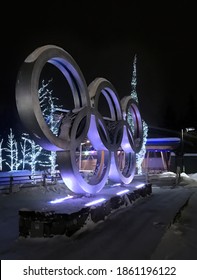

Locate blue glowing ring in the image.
[58,107,111,194]
[108,120,136,184]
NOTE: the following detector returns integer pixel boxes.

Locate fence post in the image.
[42,173,46,187]
[9,176,13,194]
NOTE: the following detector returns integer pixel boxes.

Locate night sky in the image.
[1,1,197,141]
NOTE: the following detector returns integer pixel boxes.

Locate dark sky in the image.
[1,1,197,139]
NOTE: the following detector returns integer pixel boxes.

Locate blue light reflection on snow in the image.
[49,195,73,204]
[116,189,130,195]
[135,183,145,189]
[112,183,122,187]
[85,198,106,207]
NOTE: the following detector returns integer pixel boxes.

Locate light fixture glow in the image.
[135,183,145,189]
[49,195,73,204]
[116,189,130,195]
[112,183,122,187]
[85,198,106,207]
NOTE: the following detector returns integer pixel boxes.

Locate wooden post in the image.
[42,173,46,187]
[9,176,13,194]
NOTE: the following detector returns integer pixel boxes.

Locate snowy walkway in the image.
[0,172,197,260]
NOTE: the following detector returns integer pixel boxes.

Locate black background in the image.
[1,1,197,145]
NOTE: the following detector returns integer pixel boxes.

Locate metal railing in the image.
[0,172,61,193]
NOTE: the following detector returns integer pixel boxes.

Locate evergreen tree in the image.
[128,54,149,174]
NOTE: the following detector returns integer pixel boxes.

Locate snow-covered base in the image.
[19,182,152,238]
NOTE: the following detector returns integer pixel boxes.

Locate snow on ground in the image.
[0,171,197,260]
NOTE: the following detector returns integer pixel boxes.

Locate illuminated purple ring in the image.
[108,120,136,184]
[88,77,123,150]
[88,78,137,184]
[121,96,143,153]
[58,107,111,194]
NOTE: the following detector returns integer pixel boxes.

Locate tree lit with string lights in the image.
[128,54,148,174]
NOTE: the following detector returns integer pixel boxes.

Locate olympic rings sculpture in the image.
[15,45,143,194]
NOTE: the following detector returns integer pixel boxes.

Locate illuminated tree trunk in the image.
[0,139,5,171]
[5,128,21,171]
[38,79,61,175]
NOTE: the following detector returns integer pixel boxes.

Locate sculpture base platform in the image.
[19,180,152,238]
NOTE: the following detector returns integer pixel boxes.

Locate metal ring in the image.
[15,45,144,194]
[16,45,90,151]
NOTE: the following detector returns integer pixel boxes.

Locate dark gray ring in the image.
[15,45,90,151]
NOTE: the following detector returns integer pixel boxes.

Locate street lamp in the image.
[181,128,185,173]
[180,127,195,174]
